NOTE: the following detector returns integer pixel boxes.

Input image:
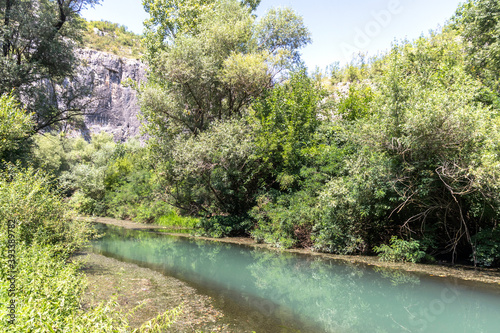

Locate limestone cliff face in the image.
[75,49,146,142]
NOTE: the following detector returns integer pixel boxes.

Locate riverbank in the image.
[80,216,500,286]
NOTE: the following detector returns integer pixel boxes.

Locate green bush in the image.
[312,151,396,255]
[0,92,35,164]
[132,201,173,224]
[250,70,324,190]
[60,132,117,216]
[374,237,426,263]
[0,165,179,332]
[0,92,34,157]
[0,242,180,332]
[156,212,199,228]
[0,164,92,255]
[250,190,318,249]
[472,228,500,267]
[0,243,126,332]
[163,118,265,217]
[335,82,374,121]
[197,215,254,238]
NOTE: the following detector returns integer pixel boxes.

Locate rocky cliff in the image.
[75,49,146,142]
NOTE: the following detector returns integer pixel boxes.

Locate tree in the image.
[250,70,324,189]
[165,118,265,216]
[315,32,500,263]
[0,92,34,162]
[453,0,500,98]
[140,0,311,139]
[142,0,261,60]
[0,0,100,132]
[140,0,311,219]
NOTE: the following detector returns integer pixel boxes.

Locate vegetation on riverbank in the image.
[0,2,179,330]
[0,163,179,332]
[133,0,500,267]
[22,0,500,268]
[3,0,500,329]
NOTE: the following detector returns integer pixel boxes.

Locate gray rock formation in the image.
[74,49,146,142]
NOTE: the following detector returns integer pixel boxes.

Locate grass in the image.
[82,19,144,59]
[155,212,199,229]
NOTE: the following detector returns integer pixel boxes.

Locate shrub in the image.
[82,20,143,59]
[312,151,396,255]
[0,242,180,332]
[374,236,426,263]
[250,70,324,190]
[197,215,253,238]
[165,118,266,217]
[0,164,92,255]
[250,190,318,249]
[0,243,123,332]
[132,200,173,224]
[472,228,500,267]
[0,92,34,157]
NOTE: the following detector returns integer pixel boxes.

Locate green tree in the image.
[0,0,100,132]
[159,118,266,217]
[59,132,117,215]
[250,70,324,189]
[315,31,500,263]
[453,0,500,100]
[140,0,311,221]
[140,0,311,139]
[142,0,261,60]
[0,92,34,161]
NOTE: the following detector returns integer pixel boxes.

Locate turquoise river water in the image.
[90,223,500,333]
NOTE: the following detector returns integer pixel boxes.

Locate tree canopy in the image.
[0,0,100,132]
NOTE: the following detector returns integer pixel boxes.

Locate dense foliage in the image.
[3,0,500,330]
[0,3,180,325]
[135,0,500,266]
[0,0,101,133]
[0,98,180,333]
[0,92,34,162]
[140,0,311,223]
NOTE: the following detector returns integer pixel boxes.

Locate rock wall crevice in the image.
[75,49,146,142]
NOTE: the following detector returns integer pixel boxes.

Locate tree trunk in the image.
[3,0,12,57]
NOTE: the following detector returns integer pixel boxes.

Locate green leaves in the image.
[82,20,143,58]
[140,0,313,226]
[0,0,100,132]
[374,236,427,263]
[251,70,323,187]
[168,118,263,216]
[141,0,312,138]
[0,164,92,255]
[0,93,34,157]
[256,7,311,62]
[454,0,500,94]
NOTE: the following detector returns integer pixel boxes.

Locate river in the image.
[90,223,500,333]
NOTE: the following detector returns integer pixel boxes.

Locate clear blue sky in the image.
[81,0,464,70]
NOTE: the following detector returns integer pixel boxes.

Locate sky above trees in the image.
[81,0,462,70]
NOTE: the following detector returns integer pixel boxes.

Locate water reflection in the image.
[91,224,500,333]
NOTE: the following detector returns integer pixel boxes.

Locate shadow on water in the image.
[90,223,500,333]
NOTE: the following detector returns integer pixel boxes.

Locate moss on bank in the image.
[76,251,234,332]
